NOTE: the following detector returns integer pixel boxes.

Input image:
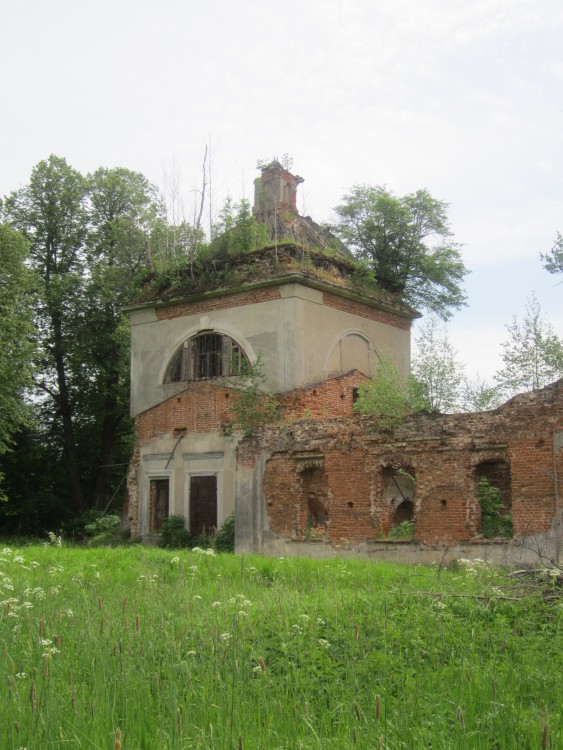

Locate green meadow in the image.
[1,544,561,749]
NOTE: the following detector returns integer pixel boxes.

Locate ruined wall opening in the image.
[474,459,512,539]
[299,463,330,537]
[474,460,512,510]
[382,466,416,534]
[189,474,218,536]
[393,499,414,525]
[149,478,169,532]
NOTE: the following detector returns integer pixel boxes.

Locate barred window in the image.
[165,332,248,383]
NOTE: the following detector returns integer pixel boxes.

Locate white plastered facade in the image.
[128,280,412,537]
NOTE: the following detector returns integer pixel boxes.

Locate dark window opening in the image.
[393,499,414,525]
[165,332,248,383]
[149,479,169,532]
[189,475,218,536]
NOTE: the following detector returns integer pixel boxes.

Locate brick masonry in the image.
[322,291,412,331]
[155,288,282,321]
[247,379,563,547]
[128,372,563,549]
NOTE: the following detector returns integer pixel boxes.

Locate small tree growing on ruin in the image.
[353,356,426,429]
[495,293,563,396]
[411,315,465,412]
[224,359,279,437]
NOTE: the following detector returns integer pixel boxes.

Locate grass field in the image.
[1,543,561,749]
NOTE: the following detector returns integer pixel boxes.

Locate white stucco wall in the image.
[128,281,412,418]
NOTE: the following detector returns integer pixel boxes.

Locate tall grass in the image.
[1,544,561,749]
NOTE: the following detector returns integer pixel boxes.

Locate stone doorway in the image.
[149,479,169,532]
[189,475,218,535]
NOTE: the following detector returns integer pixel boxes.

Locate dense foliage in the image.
[0,225,35,467]
[477,477,513,539]
[334,185,469,319]
[353,356,426,428]
[1,156,164,529]
[494,293,563,396]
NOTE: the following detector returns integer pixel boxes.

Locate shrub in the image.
[214,514,235,552]
[84,514,121,546]
[63,509,121,544]
[224,359,279,437]
[388,520,416,540]
[354,356,425,430]
[158,515,192,549]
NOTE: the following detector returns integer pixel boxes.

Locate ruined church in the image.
[125,162,563,564]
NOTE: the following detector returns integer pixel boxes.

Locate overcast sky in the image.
[2,0,562,381]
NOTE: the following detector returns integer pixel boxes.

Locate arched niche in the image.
[324,331,379,378]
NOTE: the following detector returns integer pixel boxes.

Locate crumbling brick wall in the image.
[136,381,234,441]
[248,379,563,548]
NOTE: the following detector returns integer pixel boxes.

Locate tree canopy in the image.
[2,156,163,525]
[334,186,468,319]
[0,225,35,461]
[411,316,465,413]
[494,293,563,395]
[541,232,563,280]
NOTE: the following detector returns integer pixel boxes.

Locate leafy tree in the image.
[353,355,424,429]
[5,155,89,512]
[411,316,465,412]
[494,293,563,395]
[210,198,268,256]
[460,378,503,412]
[77,167,162,509]
[0,225,35,492]
[540,232,563,279]
[3,157,161,519]
[334,186,468,319]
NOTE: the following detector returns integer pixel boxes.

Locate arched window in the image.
[164,332,249,383]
